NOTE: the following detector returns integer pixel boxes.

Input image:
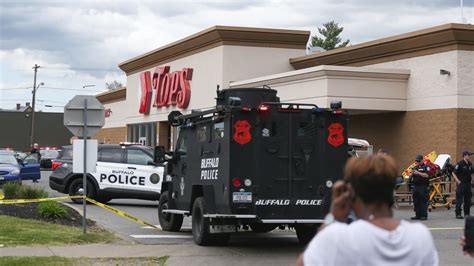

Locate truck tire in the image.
[68,178,96,204]
[192,197,229,246]
[250,224,277,233]
[295,224,320,245]
[158,192,183,232]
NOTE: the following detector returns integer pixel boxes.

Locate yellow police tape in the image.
[0,195,160,230]
[0,193,4,200]
[0,195,83,204]
[85,197,160,230]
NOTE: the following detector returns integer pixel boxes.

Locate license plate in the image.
[209,224,236,233]
[232,192,252,203]
[0,176,4,180]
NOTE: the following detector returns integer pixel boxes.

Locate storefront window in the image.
[127,123,157,147]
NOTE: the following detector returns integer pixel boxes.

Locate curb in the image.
[63,201,137,245]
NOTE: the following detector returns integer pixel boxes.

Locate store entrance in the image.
[127,122,157,147]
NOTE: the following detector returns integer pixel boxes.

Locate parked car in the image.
[50,144,163,204]
[0,151,40,183]
[39,149,60,169]
[14,151,28,161]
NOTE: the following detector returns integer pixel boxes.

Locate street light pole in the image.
[30,64,40,149]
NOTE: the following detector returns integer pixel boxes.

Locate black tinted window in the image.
[57,146,73,160]
[197,125,208,142]
[99,148,123,163]
[127,149,153,165]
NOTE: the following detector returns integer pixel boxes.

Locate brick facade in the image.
[349,108,473,173]
[93,127,127,144]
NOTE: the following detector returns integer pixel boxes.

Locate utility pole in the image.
[30,64,40,149]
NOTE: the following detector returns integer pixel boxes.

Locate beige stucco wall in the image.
[369,50,474,111]
[102,45,307,128]
[221,46,305,87]
[230,65,410,111]
[457,50,474,109]
[102,100,130,129]
[124,46,225,125]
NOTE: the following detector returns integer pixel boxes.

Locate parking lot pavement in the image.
[25,171,473,265]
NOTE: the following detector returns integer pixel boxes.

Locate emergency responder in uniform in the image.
[30,143,41,183]
[411,155,430,220]
[453,151,473,219]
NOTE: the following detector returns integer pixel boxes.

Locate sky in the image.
[0,0,473,112]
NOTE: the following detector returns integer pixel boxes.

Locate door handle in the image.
[182,163,187,174]
[128,167,136,170]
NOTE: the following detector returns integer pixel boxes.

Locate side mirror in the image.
[154,146,166,164]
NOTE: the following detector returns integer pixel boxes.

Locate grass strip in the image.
[0,256,169,266]
[0,215,116,247]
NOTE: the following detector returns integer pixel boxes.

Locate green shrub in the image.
[18,185,48,199]
[38,201,69,219]
[2,182,22,199]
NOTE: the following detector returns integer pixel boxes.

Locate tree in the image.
[105,80,123,91]
[310,21,350,51]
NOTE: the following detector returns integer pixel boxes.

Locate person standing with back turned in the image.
[296,155,438,266]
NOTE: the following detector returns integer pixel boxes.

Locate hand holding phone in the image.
[330,181,352,222]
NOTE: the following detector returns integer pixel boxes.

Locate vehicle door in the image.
[20,154,41,180]
[92,147,127,190]
[124,148,164,193]
[254,106,347,219]
[173,128,191,210]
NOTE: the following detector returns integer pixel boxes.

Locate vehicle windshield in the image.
[0,154,18,165]
[40,150,59,157]
[57,146,73,160]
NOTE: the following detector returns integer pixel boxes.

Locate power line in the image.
[11,66,122,72]
[0,87,30,91]
[0,99,30,101]
[42,66,122,72]
[0,86,98,91]
[41,86,99,91]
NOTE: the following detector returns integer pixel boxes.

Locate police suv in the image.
[156,88,348,246]
[49,144,164,203]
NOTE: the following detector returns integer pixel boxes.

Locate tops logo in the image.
[139,66,193,114]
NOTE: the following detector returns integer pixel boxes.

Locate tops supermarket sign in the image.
[139,66,193,114]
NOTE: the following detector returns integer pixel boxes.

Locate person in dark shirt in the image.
[411,154,430,220]
[453,151,473,219]
[30,143,41,183]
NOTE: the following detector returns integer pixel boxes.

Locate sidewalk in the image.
[0,243,299,266]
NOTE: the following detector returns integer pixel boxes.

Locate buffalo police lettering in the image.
[100,170,145,186]
[255,199,290,206]
[200,157,219,180]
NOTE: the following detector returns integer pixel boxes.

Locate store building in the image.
[95,23,473,170]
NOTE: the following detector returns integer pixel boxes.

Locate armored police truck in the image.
[156,88,348,245]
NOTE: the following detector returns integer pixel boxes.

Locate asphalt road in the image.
[31,171,474,265]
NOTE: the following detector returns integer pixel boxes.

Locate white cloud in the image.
[1,0,473,111]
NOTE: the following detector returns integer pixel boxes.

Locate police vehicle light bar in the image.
[258,104,269,112]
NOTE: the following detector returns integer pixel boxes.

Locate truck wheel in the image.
[250,224,277,233]
[192,197,229,246]
[68,178,96,204]
[158,192,183,232]
[295,224,320,245]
